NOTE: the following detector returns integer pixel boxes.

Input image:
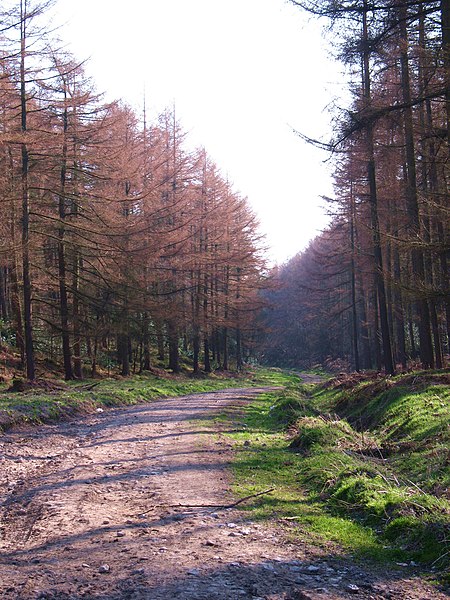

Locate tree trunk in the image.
[399,4,434,369]
[117,333,130,376]
[362,2,394,375]
[167,321,180,373]
[236,327,243,371]
[222,327,229,370]
[0,268,8,321]
[359,282,372,370]
[72,252,83,378]
[204,336,211,372]
[393,246,407,369]
[193,330,200,374]
[142,312,151,371]
[156,320,165,361]
[442,0,450,149]
[58,100,74,380]
[349,184,360,372]
[20,6,35,380]
[372,282,382,372]
[214,328,221,368]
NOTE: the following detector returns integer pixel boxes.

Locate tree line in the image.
[0,0,266,380]
[261,0,448,373]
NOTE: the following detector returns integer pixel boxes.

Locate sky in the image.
[55,0,342,264]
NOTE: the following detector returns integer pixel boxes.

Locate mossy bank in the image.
[225,369,449,580]
[0,368,266,432]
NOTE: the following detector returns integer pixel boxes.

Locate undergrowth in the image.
[227,368,450,575]
[0,367,271,431]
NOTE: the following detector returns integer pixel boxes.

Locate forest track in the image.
[0,385,446,600]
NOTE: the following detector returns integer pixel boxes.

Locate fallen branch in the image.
[219,487,275,509]
[74,382,101,391]
[431,549,450,566]
[137,487,275,515]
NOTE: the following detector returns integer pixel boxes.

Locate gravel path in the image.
[0,386,446,599]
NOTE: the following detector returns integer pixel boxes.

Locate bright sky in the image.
[56,0,342,264]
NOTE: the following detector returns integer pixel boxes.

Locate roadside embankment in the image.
[226,369,450,578]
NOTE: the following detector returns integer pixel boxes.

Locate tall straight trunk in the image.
[70,126,83,378]
[421,218,443,369]
[58,99,74,380]
[7,150,25,366]
[372,281,382,372]
[118,333,130,376]
[393,246,407,369]
[214,328,221,368]
[442,0,450,149]
[407,303,417,359]
[210,335,216,362]
[20,4,35,380]
[222,327,229,370]
[362,2,394,374]
[202,262,210,372]
[72,251,82,378]
[203,336,211,372]
[167,321,179,373]
[0,268,8,320]
[349,183,360,372]
[367,141,394,374]
[223,260,230,371]
[156,320,165,361]
[86,333,92,358]
[399,4,434,368]
[430,303,443,368]
[437,223,450,351]
[9,260,25,367]
[418,12,447,367]
[126,335,132,374]
[358,279,372,370]
[192,275,201,374]
[91,335,98,378]
[142,312,151,371]
[193,329,200,374]
[236,326,243,371]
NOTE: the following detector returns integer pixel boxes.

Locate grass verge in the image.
[225,368,450,577]
[0,367,275,432]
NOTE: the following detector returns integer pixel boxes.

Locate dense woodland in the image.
[0,0,266,380]
[0,0,448,381]
[262,0,449,374]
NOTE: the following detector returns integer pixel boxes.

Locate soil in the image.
[0,386,447,600]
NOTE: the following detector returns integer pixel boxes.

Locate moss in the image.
[225,368,450,571]
[384,516,450,563]
[268,392,310,428]
[0,367,287,431]
[289,416,353,454]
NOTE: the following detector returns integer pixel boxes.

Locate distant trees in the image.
[263,0,449,373]
[0,1,266,379]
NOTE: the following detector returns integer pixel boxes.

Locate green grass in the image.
[314,373,450,492]
[2,364,448,573]
[0,367,279,431]
[0,365,307,431]
[224,369,450,571]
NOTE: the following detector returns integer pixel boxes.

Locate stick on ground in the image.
[137,488,275,515]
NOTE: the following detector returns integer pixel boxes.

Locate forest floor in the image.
[0,383,448,600]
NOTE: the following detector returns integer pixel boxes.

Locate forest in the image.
[0,2,448,596]
[262,0,449,374]
[0,0,266,381]
[0,0,448,382]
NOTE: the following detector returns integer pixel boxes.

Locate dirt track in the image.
[0,386,447,599]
